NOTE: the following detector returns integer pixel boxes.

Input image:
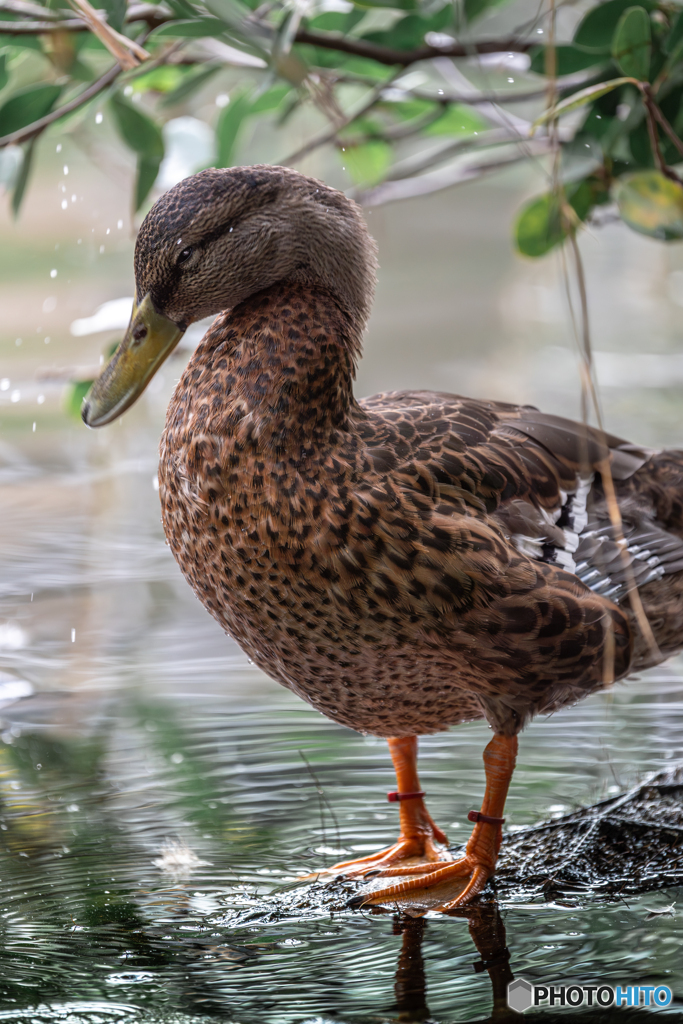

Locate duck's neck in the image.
[182,281,360,451]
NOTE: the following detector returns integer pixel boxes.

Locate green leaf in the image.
[342,138,392,185]
[0,53,8,94]
[250,82,292,114]
[109,94,164,209]
[351,0,417,10]
[135,154,162,210]
[574,0,654,52]
[203,0,253,28]
[533,77,638,129]
[91,0,126,32]
[463,0,508,24]
[612,6,651,80]
[424,104,486,135]
[615,169,683,238]
[362,7,451,51]
[11,137,36,218]
[665,8,683,55]
[215,88,252,167]
[514,182,592,257]
[307,9,365,33]
[0,83,62,137]
[65,379,94,421]
[153,16,232,37]
[159,65,221,107]
[109,93,164,159]
[132,65,188,95]
[529,45,609,76]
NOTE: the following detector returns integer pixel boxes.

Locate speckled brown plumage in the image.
[95,164,683,909]
[158,272,683,739]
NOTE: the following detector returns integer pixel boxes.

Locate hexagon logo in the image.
[508,978,534,1013]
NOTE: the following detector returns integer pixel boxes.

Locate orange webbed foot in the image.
[307,735,451,882]
[345,849,493,913]
[345,733,518,915]
[318,816,450,880]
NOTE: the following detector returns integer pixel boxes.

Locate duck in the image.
[82,164,683,913]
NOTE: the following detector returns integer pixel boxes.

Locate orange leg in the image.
[318,736,450,878]
[347,733,518,913]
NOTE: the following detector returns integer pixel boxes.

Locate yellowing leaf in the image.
[515,182,592,257]
[615,170,683,239]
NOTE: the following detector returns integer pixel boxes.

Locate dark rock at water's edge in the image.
[492,762,683,903]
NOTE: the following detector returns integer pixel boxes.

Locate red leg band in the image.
[468,810,505,825]
[387,790,426,803]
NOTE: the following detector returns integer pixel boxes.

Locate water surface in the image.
[1,154,683,1022]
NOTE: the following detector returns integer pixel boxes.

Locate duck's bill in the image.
[81,293,184,428]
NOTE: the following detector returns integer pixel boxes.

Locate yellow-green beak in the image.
[81,293,184,428]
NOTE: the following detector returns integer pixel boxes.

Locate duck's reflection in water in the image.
[389,902,513,1023]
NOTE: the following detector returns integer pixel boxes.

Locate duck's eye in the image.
[177,246,193,266]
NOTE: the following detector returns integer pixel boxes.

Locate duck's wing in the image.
[355,391,683,604]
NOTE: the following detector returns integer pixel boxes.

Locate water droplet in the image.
[10,390,20,403]
[63,165,69,175]
[0,379,9,391]
[32,422,36,432]
[50,269,57,278]
[71,628,76,642]
[71,194,77,203]
[117,219,123,229]
[170,752,184,764]
[15,338,21,346]
[95,112,103,124]
[56,143,62,152]
[99,245,105,254]
[61,200,68,209]
[44,337,50,345]
[106,228,110,235]
[215,93,229,107]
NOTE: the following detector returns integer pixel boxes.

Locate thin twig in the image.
[298,751,342,862]
[645,88,683,161]
[66,0,148,68]
[281,74,397,165]
[0,16,87,31]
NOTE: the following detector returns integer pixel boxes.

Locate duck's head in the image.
[82,164,377,427]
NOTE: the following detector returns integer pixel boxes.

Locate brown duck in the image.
[83,165,683,912]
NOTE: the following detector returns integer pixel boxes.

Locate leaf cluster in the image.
[1,0,683,254]
[517,0,683,256]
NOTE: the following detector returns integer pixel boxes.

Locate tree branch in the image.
[0,17,87,31]
[0,14,534,72]
[293,29,533,68]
